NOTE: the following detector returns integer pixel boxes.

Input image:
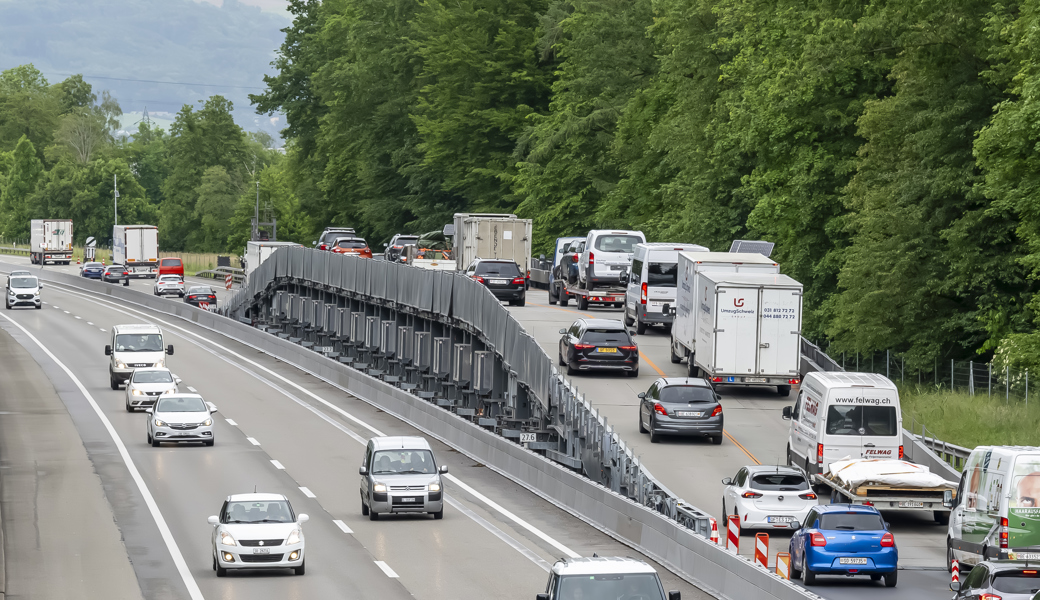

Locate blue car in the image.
[80,262,105,279]
[789,504,898,587]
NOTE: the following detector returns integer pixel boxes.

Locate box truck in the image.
[112,225,159,278]
[244,240,301,277]
[30,219,73,265]
[453,213,533,275]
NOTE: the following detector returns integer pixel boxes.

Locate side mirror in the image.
[536,595,550,600]
[145,408,153,414]
[208,516,219,525]
[949,581,960,592]
[166,345,174,356]
[637,392,646,399]
[38,283,43,289]
[312,241,317,246]
[721,477,733,485]
[298,514,309,524]
[668,592,681,600]
[174,377,183,385]
[382,243,388,247]
[104,345,112,356]
[359,466,368,476]
[207,402,218,413]
[539,254,545,261]
[619,271,629,286]
[943,489,954,509]
[781,406,792,420]
[629,330,637,337]
[559,329,567,335]
[439,465,449,474]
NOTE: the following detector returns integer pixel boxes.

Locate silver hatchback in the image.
[359,436,446,520]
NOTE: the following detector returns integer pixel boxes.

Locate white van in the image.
[781,371,902,476]
[623,243,707,334]
[104,324,174,390]
[947,446,1040,566]
[578,230,646,290]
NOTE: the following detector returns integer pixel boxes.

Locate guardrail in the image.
[195,266,245,284]
[0,246,31,256]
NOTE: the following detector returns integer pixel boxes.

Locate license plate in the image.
[675,411,703,417]
[491,279,507,284]
[767,516,795,523]
[745,377,767,383]
[253,548,270,554]
[898,501,924,508]
[1011,552,1040,560]
[610,265,624,271]
[839,557,868,565]
[401,497,416,503]
[597,347,617,353]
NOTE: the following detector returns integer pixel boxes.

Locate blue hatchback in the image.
[789,504,898,587]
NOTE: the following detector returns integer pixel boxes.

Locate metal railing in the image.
[196,266,245,285]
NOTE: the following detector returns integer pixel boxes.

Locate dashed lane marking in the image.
[333,519,353,534]
[374,561,399,578]
[299,486,316,498]
[246,437,260,446]
[271,460,284,469]
[225,418,237,426]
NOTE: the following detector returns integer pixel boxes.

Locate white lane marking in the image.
[299,486,316,498]
[271,460,284,469]
[63,310,69,314]
[247,437,260,446]
[99,328,105,332]
[43,302,48,305]
[52,306,58,309]
[75,316,81,319]
[186,386,197,393]
[374,561,399,578]
[87,322,93,325]
[333,519,353,534]
[444,495,550,571]
[225,418,237,426]
[0,312,206,600]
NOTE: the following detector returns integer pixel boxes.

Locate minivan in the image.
[158,257,184,278]
[947,446,1040,567]
[359,436,447,520]
[578,230,645,290]
[622,243,707,334]
[781,371,902,476]
[104,324,174,390]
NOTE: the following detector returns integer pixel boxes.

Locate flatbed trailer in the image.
[559,283,626,311]
[812,473,952,524]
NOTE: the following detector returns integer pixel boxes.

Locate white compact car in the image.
[209,493,308,577]
[124,367,181,412]
[145,394,215,447]
[153,275,185,297]
[721,465,817,531]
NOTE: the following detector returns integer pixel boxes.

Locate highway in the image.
[0,263,709,600]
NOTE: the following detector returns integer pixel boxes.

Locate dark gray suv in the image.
[953,560,1040,599]
[638,377,723,445]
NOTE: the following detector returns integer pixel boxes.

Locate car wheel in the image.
[151,436,160,448]
[559,294,569,307]
[146,431,152,444]
[946,538,954,572]
[777,384,791,397]
[216,561,227,577]
[433,507,444,520]
[935,510,950,525]
[566,362,577,377]
[126,399,134,412]
[4,301,9,310]
[516,294,525,307]
[638,412,647,434]
[669,343,681,364]
[883,570,897,588]
[110,377,119,390]
[123,280,129,287]
[213,553,217,571]
[790,551,802,579]
[361,499,369,516]
[369,509,379,521]
[722,501,728,526]
[295,560,306,575]
[711,434,723,445]
[205,439,215,447]
[636,320,647,335]
[626,369,639,378]
[649,419,660,443]
[786,444,793,467]
[577,296,589,311]
[802,555,816,585]
[559,351,566,367]
[34,304,41,309]
[624,312,634,327]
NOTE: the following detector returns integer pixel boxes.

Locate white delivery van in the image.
[623,242,708,334]
[578,230,645,291]
[947,446,1040,566]
[112,225,159,278]
[782,371,902,476]
[244,241,302,277]
[104,324,174,390]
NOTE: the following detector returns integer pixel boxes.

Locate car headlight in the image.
[132,389,144,396]
[115,361,127,368]
[153,419,166,427]
[219,530,237,546]
[373,483,387,493]
[154,360,164,368]
[202,418,212,426]
[429,483,441,492]
[286,529,302,545]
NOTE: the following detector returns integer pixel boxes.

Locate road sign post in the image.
[754,532,769,569]
[726,516,739,552]
[198,302,210,311]
[225,273,233,290]
[775,553,790,579]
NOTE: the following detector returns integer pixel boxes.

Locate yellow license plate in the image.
[598,347,618,353]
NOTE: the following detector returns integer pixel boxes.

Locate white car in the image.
[153,275,185,297]
[578,230,646,291]
[721,465,817,531]
[145,394,215,447]
[125,367,181,412]
[209,493,308,577]
[5,274,42,309]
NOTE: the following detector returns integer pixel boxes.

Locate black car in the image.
[314,227,356,251]
[955,560,1040,600]
[184,286,217,308]
[465,259,526,306]
[638,377,723,444]
[558,318,638,377]
[102,264,130,286]
[384,234,419,262]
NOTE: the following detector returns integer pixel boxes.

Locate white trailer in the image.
[673,258,802,395]
[453,213,533,275]
[112,225,159,278]
[245,241,302,277]
[30,219,73,265]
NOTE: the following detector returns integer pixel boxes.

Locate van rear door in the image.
[715,284,759,375]
[757,286,801,376]
[821,388,900,468]
[1009,454,1040,551]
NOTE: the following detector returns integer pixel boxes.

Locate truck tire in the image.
[577,296,589,311]
[624,312,634,327]
[559,294,569,307]
[548,285,558,305]
[636,320,647,335]
[669,343,681,364]
[935,510,950,526]
[777,384,791,396]
[687,360,699,378]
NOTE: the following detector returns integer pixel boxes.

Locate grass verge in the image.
[900,386,1040,449]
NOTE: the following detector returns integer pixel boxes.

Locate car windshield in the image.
[84,263,102,268]
[395,237,418,246]
[114,334,163,352]
[370,449,436,474]
[188,287,214,295]
[647,262,679,287]
[159,276,182,283]
[658,386,716,404]
[581,329,631,345]
[133,371,174,384]
[320,230,354,244]
[991,572,1040,594]
[9,277,37,289]
[819,512,885,531]
[224,500,294,524]
[336,239,367,249]
[751,473,810,491]
[156,396,207,412]
[474,262,521,277]
[161,259,181,266]
[557,574,664,600]
[825,405,898,436]
[107,265,124,272]
[594,235,642,253]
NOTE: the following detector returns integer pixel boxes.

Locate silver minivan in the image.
[359,436,446,520]
[622,243,707,334]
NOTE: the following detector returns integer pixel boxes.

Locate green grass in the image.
[900,386,1040,449]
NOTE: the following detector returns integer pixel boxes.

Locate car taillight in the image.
[898,445,904,460]
[799,492,817,500]
[123,272,129,276]
[1001,516,1009,549]
[863,501,874,506]
[810,532,827,547]
[474,276,485,284]
[880,532,895,547]
[1024,570,1039,575]
[393,245,401,249]
[710,405,723,417]
[741,491,762,499]
[817,443,824,465]
[788,378,800,385]
[653,403,668,416]
[640,282,647,305]
[318,244,327,250]
[188,296,196,300]
[511,278,525,285]
[574,343,595,350]
[619,345,638,351]
[572,255,578,263]
[978,595,1003,600]
[588,252,594,268]
[712,377,723,382]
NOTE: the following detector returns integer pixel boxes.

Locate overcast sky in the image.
[195,0,288,13]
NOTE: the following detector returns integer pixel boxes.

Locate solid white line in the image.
[225,418,237,426]
[333,519,353,534]
[444,495,551,571]
[247,437,260,446]
[0,313,206,600]
[374,561,399,578]
[299,486,316,498]
[186,386,197,393]
[271,460,284,469]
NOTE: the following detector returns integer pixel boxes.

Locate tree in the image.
[0,135,43,238]
[0,65,61,159]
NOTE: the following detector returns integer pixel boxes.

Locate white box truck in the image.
[30,219,73,265]
[112,225,159,278]
[244,240,301,277]
[453,213,533,275]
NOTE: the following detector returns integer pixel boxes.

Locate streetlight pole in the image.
[114,174,119,226]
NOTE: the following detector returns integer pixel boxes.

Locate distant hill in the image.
[0,0,290,140]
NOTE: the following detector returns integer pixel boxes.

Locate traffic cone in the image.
[709,518,720,544]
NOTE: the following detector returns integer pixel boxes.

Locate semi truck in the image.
[244,240,302,277]
[453,213,533,275]
[671,251,802,395]
[30,219,73,265]
[112,225,159,278]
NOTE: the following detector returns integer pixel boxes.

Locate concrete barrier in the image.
[19,263,822,600]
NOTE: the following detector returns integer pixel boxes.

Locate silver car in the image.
[153,274,185,297]
[125,367,181,412]
[145,394,215,447]
[209,493,308,577]
[360,436,446,520]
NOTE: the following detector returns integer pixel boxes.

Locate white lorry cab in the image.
[622,243,708,335]
[947,446,1040,566]
[782,372,903,476]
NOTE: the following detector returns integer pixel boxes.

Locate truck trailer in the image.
[453,213,533,275]
[112,225,159,278]
[30,219,73,265]
[244,240,302,277]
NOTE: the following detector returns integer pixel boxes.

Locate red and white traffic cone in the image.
[951,559,960,585]
[709,518,720,544]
